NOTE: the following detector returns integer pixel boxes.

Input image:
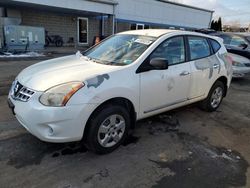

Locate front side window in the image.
[150,36,185,65]
[188,36,210,60]
[84,34,156,66]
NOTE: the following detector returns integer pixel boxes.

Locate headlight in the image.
[232,61,245,67]
[39,82,84,107]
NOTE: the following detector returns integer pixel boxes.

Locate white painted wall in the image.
[9,0,212,29]
[115,0,213,29]
[11,0,114,15]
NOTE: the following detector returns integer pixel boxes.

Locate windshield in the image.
[84,34,156,66]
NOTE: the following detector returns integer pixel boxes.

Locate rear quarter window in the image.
[209,39,221,53]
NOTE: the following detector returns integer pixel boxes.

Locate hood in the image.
[17,53,120,91]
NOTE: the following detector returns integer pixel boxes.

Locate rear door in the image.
[187,36,216,99]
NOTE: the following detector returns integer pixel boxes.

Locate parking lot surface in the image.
[0,63,250,187]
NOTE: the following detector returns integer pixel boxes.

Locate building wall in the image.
[21,10,100,46]
[11,0,114,15]
[115,0,213,29]
[116,22,130,33]
[103,15,114,36]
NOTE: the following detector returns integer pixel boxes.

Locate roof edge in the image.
[156,0,214,13]
[86,0,118,5]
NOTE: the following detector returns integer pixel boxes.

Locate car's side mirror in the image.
[149,58,169,70]
[239,43,248,50]
[136,58,169,73]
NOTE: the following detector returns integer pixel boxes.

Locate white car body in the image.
[8,30,233,144]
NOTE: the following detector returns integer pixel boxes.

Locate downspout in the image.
[112,3,117,34]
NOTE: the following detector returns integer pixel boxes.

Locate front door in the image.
[78,17,88,45]
[139,36,191,116]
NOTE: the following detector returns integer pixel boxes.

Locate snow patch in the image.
[0,52,44,58]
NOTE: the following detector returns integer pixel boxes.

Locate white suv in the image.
[8,30,232,154]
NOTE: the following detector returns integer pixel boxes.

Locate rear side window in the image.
[210,39,221,53]
[188,36,210,60]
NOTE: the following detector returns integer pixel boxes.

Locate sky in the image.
[171,0,250,27]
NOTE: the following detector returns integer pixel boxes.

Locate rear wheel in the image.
[85,104,130,154]
[200,81,225,112]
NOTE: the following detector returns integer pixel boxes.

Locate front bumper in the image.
[8,92,98,143]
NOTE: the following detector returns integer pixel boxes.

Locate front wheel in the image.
[200,81,225,112]
[85,104,130,154]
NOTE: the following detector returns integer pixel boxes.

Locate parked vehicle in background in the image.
[210,32,250,77]
[8,30,232,154]
[195,28,217,34]
[228,52,250,78]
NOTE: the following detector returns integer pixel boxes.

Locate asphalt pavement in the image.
[0,57,250,188]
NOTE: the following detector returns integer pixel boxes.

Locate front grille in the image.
[245,63,250,67]
[11,81,35,102]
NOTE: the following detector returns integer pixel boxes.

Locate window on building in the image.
[136,24,144,30]
[130,24,136,30]
[188,36,210,60]
[78,18,88,44]
[150,36,185,65]
[131,24,149,30]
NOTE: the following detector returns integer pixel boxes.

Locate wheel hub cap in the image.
[210,87,223,108]
[97,114,126,148]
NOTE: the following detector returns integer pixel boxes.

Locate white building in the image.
[0,0,213,47]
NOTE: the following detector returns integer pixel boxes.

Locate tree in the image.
[210,20,215,30]
[217,17,222,31]
[210,17,222,31]
[210,19,217,30]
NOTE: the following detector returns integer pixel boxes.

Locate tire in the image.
[85,104,130,154]
[55,40,63,47]
[200,81,225,112]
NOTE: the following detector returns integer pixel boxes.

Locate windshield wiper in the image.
[104,61,126,66]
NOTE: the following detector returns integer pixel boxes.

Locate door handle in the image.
[180,71,190,76]
[213,64,219,69]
